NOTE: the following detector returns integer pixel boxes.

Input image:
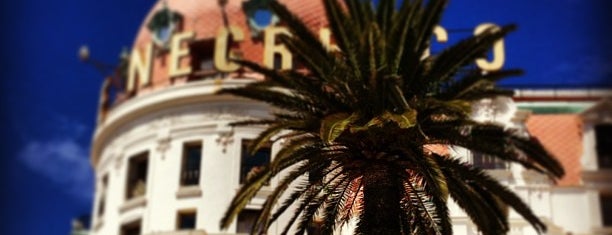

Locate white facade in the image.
[90,79,297,235]
[89,77,612,235]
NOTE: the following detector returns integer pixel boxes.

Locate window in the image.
[97,175,108,217]
[601,194,612,227]
[252,9,274,27]
[121,220,141,235]
[189,39,216,78]
[596,124,612,169]
[237,209,260,233]
[181,142,202,186]
[126,152,149,200]
[177,210,197,230]
[240,140,271,184]
[147,5,182,48]
[471,152,508,170]
[242,0,278,38]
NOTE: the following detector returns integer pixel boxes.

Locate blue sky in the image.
[0,0,152,234]
[0,0,610,234]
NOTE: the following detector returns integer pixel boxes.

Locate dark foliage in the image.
[219,0,564,234]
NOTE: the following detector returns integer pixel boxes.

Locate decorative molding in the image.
[92,79,259,166]
[148,115,177,131]
[175,186,203,199]
[119,196,147,214]
[485,169,513,181]
[521,169,550,185]
[215,131,235,153]
[472,99,496,120]
[155,136,172,160]
[154,117,173,160]
[201,107,257,122]
[471,97,516,125]
[114,151,125,172]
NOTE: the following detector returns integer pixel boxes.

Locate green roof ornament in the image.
[242,0,279,38]
[147,1,183,49]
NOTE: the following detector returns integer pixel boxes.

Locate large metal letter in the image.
[168,31,195,77]
[422,25,448,59]
[127,43,153,92]
[214,26,245,72]
[264,26,292,70]
[474,23,505,71]
[319,28,339,52]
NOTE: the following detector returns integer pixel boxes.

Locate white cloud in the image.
[18,138,93,202]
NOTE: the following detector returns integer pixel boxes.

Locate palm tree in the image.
[219,0,564,234]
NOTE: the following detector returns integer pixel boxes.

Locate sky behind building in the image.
[0,0,610,234]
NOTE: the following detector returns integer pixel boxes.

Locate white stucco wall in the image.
[90,80,300,235]
[549,188,598,234]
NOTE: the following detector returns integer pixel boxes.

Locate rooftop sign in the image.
[126,23,507,94]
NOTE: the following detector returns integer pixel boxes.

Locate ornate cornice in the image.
[91,79,269,168]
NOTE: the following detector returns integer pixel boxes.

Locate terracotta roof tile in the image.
[525,114,583,186]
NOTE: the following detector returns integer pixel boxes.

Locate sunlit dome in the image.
[128,0,327,95]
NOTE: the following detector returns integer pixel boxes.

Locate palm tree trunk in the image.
[356,163,403,235]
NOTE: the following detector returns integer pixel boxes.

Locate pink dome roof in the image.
[129,0,328,94]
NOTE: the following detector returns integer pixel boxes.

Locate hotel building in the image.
[86,1,612,234]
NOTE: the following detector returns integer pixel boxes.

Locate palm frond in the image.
[388,0,423,74]
[400,0,447,85]
[423,24,517,86]
[218,0,563,234]
[402,171,446,235]
[278,166,348,234]
[295,174,351,235]
[323,0,362,80]
[435,155,547,233]
[438,69,523,100]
